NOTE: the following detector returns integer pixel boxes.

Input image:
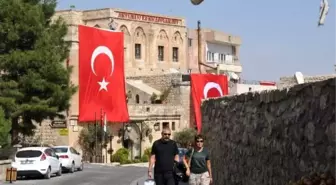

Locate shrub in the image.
[141,148,152,162]
[132,159,141,163]
[111,148,129,164]
[173,128,197,148]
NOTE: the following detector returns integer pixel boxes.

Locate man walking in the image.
[148,127,179,185]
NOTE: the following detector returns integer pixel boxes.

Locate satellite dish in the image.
[191,0,204,5]
[294,72,304,84]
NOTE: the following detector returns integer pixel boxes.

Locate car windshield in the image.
[16,150,42,158]
[53,147,68,153]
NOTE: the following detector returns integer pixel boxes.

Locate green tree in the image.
[78,124,111,157]
[0,107,11,148]
[173,128,197,148]
[0,0,76,143]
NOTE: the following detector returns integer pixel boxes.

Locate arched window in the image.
[135,94,140,104]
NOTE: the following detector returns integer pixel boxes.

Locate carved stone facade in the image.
[52,8,188,76]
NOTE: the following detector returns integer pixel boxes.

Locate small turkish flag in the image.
[190,74,229,133]
[78,25,129,123]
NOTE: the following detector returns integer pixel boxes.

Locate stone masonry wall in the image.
[278,74,336,89]
[127,73,182,104]
[127,73,191,129]
[201,78,335,185]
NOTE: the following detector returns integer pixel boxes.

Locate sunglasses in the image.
[196,140,204,143]
[162,133,171,136]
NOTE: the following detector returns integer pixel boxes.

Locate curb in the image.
[121,162,148,167]
[88,162,149,168]
[89,162,121,166]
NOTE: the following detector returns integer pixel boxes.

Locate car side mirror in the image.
[56,155,59,159]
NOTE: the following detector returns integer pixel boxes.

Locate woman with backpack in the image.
[184,134,213,185]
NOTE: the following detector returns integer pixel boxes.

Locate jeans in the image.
[154,171,176,185]
[189,172,211,185]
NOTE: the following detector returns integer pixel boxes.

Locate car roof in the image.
[18,147,49,151]
[53,146,70,148]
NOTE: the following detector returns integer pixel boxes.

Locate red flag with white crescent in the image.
[190,74,229,133]
[78,25,129,123]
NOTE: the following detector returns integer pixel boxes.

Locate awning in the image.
[126,80,162,96]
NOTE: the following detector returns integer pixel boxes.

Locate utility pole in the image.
[197,20,202,74]
[197,20,220,74]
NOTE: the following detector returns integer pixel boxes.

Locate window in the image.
[232,46,236,55]
[135,44,141,59]
[135,94,140,104]
[16,150,42,158]
[154,122,160,131]
[158,46,164,61]
[188,38,192,47]
[220,54,225,62]
[207,51,215,62]
[207,51,211,61]
[162,122,169,129]
[53,147,68,153]
[44,149,52,156]
[172,122,175,131]
[70,147,77,154]
[172,47,179,62]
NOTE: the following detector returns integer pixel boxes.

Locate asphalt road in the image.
[1,164,147,185]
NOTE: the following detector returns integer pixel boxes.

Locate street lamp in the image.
[191,0,204,5]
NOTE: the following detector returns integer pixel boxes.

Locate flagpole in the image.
[100,108,104,163]
[103,112,107,163]
[94,112,97,162]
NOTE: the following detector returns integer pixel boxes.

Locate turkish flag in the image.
[78,25,129,123]
[190,74,229,133]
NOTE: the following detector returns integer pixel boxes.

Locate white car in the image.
[11,147,62,179]
[53,146,83,173]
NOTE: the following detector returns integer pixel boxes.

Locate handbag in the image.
[144,179,155,185]
[174,148,194,182]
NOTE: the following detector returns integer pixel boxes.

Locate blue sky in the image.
[56,0,335,81]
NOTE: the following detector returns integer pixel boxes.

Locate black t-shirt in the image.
[151,139,179,173]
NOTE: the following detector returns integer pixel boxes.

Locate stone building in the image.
[49,8,192,161]
[187,28,242,80]
[27,8,242,162]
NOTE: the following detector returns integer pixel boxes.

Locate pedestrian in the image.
[184,134,213,185]
[148,127,179,185]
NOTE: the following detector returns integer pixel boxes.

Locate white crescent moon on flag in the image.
[90,46,114,76]
[203,82,224,98]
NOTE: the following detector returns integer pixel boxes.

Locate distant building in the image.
[230,80,277,95]
[187,28,242,81]
[278,73,336,89]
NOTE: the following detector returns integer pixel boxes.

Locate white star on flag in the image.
[98,78,109,91]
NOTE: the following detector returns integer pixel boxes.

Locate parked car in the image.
[11,147,62,179]
[53,146,83,173]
